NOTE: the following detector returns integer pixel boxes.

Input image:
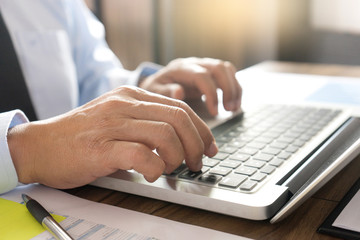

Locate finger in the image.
[124,102,204,171]
[107,141,166,182]
[199,59,240,111]
[168,64,219,116]
[190,67,219,116]
[130,89,217,155]
[151,83,185,100]
[112,88,217,169]
[101,118,185,174]
[225,61,242,110]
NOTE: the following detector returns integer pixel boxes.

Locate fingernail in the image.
[206,141,218,157]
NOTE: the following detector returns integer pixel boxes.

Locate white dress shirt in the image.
[0,0,149,193]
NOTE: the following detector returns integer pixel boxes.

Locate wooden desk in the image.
[64,62,360,240]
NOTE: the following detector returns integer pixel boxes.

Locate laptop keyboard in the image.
[166,105,341,192]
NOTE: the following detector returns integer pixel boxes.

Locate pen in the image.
[22,194,74,240]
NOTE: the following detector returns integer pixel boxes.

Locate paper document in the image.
[332,189,360,232]
[32,216,152,240]
[0,184,249,240]
[0,198,65,239]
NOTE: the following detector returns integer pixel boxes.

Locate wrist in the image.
[7,122,37,184]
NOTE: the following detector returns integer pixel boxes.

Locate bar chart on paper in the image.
[32,216,156,240]
[1,184,245,240]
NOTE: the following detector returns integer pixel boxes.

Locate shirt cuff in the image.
[0,110,29,194]
[133,62,163,86]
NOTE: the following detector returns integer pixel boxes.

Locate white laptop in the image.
[91,71,360,223]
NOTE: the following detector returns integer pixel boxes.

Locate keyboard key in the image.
[277,151,291,160]
[215,136,233,144]
[219,174,247,188]
[262,131,281,139]
[284,145,299,153]
[260,165,276,174]
[202,158,220,167]
[198,173,222,184]
[253,153,274,162]
[283,130,301,138]
[235,166,257,176]
[209,167,232,176]
[236,135,254,142]
[255,136,274,144]
[290,125,307,134]
[219,159,241,168]
[219,145,238,154]
[277,136,295,144]
[244,160,266,169]
[229,153,250,162]
[271,126,288,134]
[299,133,313,141]
[216,136,232,143]
[292,139,306,147]
[201,166,210,173]
[246,141,266,150]
[269,158,284,167]
[179,170,203,180]
[227,140,246,148]
[250,172,267,182]
[238,147,258,156]
[269,141,288,150]
[262,147,281,156]
[211,152,229,160]
[240,180,257,191]
[225,131,240,138]
[165,163,187,177]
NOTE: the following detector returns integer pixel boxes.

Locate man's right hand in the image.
[8,86,218,189]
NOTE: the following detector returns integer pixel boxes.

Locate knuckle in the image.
[213,61,227,74]
[172,105,187,118]
[195,69,212,79]
[170,106,193,127]
[102,98,130,113]
[114,86,134,95]
[173,98,190,111]
[225,61,237,72]
[128,143,148,164]
[114,86,145,96]
[213,59,224,66]
[158,122,177,141]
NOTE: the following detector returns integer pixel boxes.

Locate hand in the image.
[139,57,242,116]
[8,86,218,189]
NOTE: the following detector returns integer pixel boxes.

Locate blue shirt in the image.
[0,0,150,193]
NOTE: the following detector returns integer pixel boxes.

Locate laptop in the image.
[91,71,360,223]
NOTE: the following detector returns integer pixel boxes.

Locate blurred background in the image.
[85,0,360,71]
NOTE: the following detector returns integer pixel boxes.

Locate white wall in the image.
[157,0,279,69]
[311,0,360,34]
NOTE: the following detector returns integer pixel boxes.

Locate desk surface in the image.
[64,61,360,240]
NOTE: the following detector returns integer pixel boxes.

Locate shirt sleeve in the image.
[67,0,137,106]
[0,110,28,194]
